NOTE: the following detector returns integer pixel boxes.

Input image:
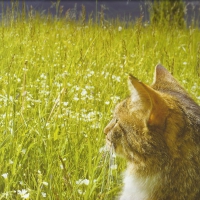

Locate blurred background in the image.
[0,0,200,27]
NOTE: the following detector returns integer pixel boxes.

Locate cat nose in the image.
[104,126,109,135]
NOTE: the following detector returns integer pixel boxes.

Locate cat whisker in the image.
[109,143,117,174]
[99,144,112,194]
[109,143,117,170]
[99,143,118,195]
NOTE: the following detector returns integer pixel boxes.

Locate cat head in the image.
[104,64,186,167]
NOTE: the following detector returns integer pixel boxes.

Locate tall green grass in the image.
[0,3,200,200]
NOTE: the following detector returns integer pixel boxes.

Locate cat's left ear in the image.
[128,75,168,129]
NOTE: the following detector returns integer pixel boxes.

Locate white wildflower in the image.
[105,101,110,105]
[118,26,122,31]
[40,73,47,79]
[41,192,46,198]
[45,123,50,129]
[19,181,25,186]
[60,164,64,169]
[58,114,64,119]
[81,89,87,96]
[74,86,80,91]
[9,159,14,164]
[91,123,100,129]
[17,189,29,199]
[182,80,187,84]
[112,75,121,82]
[78,189,85,195]
[1,173,8,179]
[73,97,79,101]
[63,102,69,106]
[111,96,120,103]
[21,149,26,155]
[99,145,110,153]
[87,70,95,77]
[22,68,28,72]
[76,179,90,186]
[42,181,48,186]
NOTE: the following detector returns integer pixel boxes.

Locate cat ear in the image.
[128,75,168,129]
[152,64,187,94]
[128,75,150,105]
[153,64,178,86]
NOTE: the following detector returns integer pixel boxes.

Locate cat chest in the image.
[119,171,160,200]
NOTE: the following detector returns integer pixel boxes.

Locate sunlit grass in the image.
[0,3,200,200]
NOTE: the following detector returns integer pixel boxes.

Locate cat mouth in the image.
[106,138,112,149]
[106,137,119,155]
[106,133,115,150]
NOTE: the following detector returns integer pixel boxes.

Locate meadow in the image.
[0,3,200,200]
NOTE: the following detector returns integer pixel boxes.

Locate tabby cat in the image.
[104,64,200,200]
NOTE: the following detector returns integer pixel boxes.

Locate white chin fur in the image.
[119,167,160,200]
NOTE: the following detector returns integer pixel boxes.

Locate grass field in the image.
[0,3,200,200]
